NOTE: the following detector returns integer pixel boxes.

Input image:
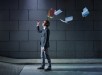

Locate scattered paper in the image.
[54,9,63,16]
[47,8,55,19]
[82,7,90,17]
[60,16,73,23]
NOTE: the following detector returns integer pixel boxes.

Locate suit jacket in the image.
[37,26,50,48]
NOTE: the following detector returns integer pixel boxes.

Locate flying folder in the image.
[47,8,55,19]
[60,16,73,23]
[54,9,63,16]
[60,19,68,23]
[65,16,73,22]
[82,7,90,17]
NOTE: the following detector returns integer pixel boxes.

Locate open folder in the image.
[47,8,55,18]
[60,16,73,23]
[54,9,63,16]
[82,7,90,17]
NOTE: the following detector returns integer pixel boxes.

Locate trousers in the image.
[41,47,51,68]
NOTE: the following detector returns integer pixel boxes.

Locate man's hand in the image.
[37,21,40,26]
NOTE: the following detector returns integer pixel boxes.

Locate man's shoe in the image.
[45,67,51,71]
[37,66,44,69]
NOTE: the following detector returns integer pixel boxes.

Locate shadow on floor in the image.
[0,62,24,75]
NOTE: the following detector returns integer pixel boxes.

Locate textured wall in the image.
[0,0,101,59]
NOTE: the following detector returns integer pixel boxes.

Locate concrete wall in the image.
[0,0,101,59]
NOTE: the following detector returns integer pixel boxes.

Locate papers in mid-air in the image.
[47,8,55,18]
[54,9,63,16]
[60,16,73,23]
[82,7,90,17]
[47,7,90,24]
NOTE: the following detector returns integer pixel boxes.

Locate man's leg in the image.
[44,48,51,71]
[38,48,45,69]
[41,49,45,67]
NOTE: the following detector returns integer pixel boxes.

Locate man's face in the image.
[42,21,46,26]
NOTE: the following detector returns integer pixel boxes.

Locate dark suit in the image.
[37,26,50,48]
[37,26,51,68]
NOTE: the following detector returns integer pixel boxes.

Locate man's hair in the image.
[44,20,50,27]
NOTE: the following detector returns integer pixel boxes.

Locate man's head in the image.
[42,20,50,27]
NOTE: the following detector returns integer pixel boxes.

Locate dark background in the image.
[0,0,101,59]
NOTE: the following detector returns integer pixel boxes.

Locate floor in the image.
[0,62,102,75]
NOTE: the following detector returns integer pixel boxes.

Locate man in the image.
[36,20,51,71]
